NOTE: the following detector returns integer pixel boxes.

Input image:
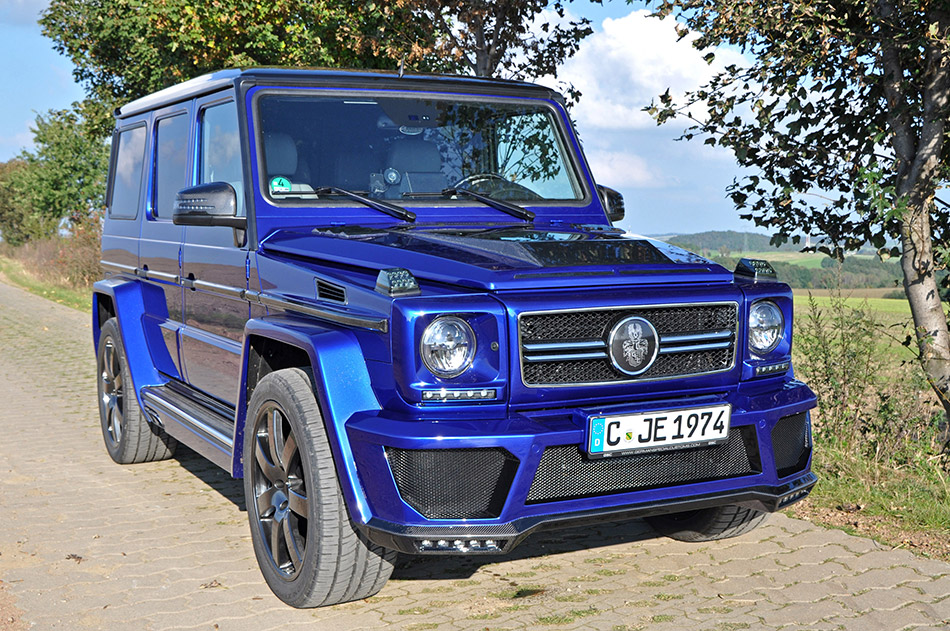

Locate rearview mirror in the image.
[173,182,246,229]
[597,185,625,224]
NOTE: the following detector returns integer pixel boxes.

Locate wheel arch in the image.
[235,318,381,525]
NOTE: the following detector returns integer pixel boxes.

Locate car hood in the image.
[259,224,734,291]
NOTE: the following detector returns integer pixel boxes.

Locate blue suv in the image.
[93,68,816,608]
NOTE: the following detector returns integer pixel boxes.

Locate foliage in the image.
[641,1,950,415]
[0,159,42,246]
[40,0,436,106]
[416,0,600,97]
[8,104,109,235]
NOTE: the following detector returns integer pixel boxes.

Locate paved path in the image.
[0,278,948,631]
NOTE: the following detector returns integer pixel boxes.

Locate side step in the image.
[141,382,235,472]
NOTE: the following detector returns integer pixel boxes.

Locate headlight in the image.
[421,316,476,378]
[748,300,784,355]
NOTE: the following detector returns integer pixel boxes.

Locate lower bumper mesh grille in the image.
[526,426,761,504]
[771,412,811,478]
[387,447,519,519]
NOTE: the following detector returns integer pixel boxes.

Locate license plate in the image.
[587,404,731,456]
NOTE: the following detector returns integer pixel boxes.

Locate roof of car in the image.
[116,67,565,119]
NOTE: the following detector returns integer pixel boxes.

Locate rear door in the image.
[139,105,190,378]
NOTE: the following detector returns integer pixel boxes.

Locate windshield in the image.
[255,93,584,203]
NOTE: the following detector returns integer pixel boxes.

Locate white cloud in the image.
[0,0,47,26]
[585,149,664,189]
[556,10,747,132]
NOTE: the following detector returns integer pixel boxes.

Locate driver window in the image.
[199,102,244,216]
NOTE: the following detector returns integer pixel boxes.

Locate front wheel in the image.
[645,505,768,542]
[244,368,395,608]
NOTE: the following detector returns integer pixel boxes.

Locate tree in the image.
[0,159,38,246]
[40,0,436,107]
[416,0,599,94]
[642,1,950,416]
[9,103,110,237]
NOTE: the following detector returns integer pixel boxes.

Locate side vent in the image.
[315,279,347,304]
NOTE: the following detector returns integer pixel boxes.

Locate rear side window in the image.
[153,114,190,218]
[109,125,147,218]
[199,102,244,215]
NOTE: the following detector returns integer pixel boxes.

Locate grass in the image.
[806,446,950,534]
[0,255,91,312]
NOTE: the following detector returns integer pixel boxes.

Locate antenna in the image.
[398,54,406,78]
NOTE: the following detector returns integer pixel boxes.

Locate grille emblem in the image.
[608,316,659,376]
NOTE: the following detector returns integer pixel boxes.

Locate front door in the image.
[180,95,248,406]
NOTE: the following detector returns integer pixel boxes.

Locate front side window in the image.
[199,102,244,215]
[153,114,190,218]
[255,94,584,203]
[110,125,147,218]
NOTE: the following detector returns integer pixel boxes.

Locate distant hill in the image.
[664,230,799,254]
[658,231,907,290]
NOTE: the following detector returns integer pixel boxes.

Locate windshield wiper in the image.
[404,188,534,222]
[309,186,416,222]
[442,188,535,222]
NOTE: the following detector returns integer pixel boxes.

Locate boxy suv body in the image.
[93,68,816,607]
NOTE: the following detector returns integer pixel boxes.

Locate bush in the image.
[795,286,948,470]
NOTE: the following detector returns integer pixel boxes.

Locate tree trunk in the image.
[900,204,950,419]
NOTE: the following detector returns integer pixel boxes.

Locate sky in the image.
[0,1,759,236]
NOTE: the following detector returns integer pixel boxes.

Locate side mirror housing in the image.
[597,185,625,224]
[173,182,246,229]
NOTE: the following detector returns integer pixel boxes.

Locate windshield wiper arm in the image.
[440,187,535,222]
[312,186,415,222]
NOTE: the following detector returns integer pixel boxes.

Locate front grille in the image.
[386,447,519,519]
[519,303,738,386]
[526,426,761,504]
[771,412,811,478]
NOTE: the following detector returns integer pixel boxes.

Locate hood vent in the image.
[315,279,347,304]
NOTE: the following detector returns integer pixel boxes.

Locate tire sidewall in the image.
[243,370,323,606]
[96,319,139,462]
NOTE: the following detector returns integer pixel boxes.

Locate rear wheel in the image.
[96,318,177,464]
[645,505,767,542]
[244,368,395,607]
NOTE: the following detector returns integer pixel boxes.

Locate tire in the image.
[244,368,395,608]
[96,318,177,464]
[645,505,768,542]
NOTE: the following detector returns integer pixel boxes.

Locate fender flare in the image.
[92,278,168,411]
[234,317,381,525]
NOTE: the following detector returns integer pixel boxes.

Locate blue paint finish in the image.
[97,69,818,559]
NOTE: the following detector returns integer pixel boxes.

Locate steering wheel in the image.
[453,173,543,201]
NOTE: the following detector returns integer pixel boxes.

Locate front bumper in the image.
[344,379,817,554]
[360,472,817,554]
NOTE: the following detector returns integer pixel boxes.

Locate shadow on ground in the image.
[170,444,665,581]
[173,444,246,510]
[391,519,661,581]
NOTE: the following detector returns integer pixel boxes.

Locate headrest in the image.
[387,139,442,173]
[264,133,297,176]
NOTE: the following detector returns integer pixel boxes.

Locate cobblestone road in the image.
[0,279,948,630]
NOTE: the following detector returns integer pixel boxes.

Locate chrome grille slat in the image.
[518,303,738,386]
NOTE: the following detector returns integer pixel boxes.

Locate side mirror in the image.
[597,185,625,224]
[173,182,246,229]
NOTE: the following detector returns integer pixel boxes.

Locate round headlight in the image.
[749,300,785,355]
[421,316,476,378]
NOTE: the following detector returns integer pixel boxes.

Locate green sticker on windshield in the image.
[269,176,291,194]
